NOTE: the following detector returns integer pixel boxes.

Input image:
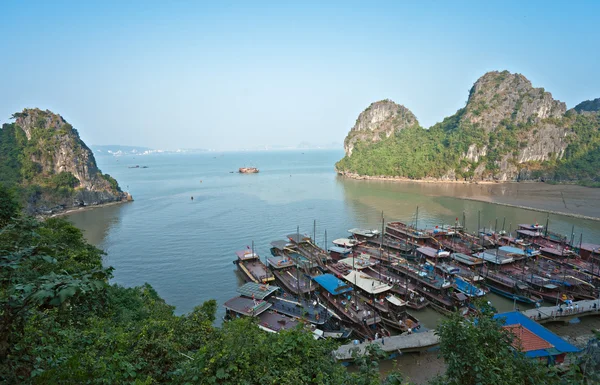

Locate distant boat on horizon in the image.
[239,167,259,174]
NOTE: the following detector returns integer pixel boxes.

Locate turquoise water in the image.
[68,150,600,324]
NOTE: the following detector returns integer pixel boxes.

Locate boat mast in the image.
[544,213,550,238]
[501,217,506,234]
[380,211,384,279]
[324,230,328,253]
[313,219,316,248]
[296,225,301,299]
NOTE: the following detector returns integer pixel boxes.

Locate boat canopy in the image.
[347,228,379,238]
[333,238,358,247]
[329,246,352,255]
[236,250,259,260]
[517,229,542,237]
[266,256,295,269]
[287,233,310,243]
[451,253,485,266]
[477,251,514,265]
[236,282,280,300]
[312,274,353,295]
[224,296,272,316]
[338,255,374,270]
[343,270,392,294]
[270,240,292,250]
[417,247,448,258]
[386,294,407,307]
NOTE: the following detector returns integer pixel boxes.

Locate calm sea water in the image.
[68,150,600,327]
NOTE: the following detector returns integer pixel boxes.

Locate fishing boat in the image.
[361,266,429,310]
[347,228,380,242]
[234,248,275,284]
[386,222,430,244]
[268,241,316,294]
[329,246,353,261]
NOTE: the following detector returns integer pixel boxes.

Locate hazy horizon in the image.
[1,1,599,151]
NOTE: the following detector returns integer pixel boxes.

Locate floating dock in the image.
[519,299,600,324]
[333,330,439,361]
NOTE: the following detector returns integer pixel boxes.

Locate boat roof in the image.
[454,292,468,301]
[270,240,291,250]
[494,311,579,357]
[478,252,514,265]
[333,238,357,247]
[540,247,568,257]
[236,282,280,300]
[499,246,526,256]
[267,256,295,269]
[312,274,353,295]
[386,294,407,307]
[348,228,379,237]
[343,270,392,294]
[236,250,259,260]
[224,296,272,316]
[518,224,544,230]
[516,229,541,237]
[580,243,600,253]
[338,255,374,270]
[257,311,300,332]
[417,247,442,258]
[287,233,309,243]
[329,246,352,254]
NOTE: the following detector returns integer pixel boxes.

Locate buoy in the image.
[191,196,194,200]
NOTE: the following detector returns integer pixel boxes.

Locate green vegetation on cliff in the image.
[336,71,600,186]
[0,109,124,214]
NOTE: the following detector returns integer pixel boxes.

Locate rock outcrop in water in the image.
[0,108,130,214]
[336,71,600,185]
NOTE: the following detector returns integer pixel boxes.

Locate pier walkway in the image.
[333,330,439,361]
[520,299,600,324]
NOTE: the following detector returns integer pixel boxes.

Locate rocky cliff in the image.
[336,71,600,185]
[0,108,131,214]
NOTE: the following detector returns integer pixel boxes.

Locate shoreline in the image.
[45,199,132,219]
[337,174,600,221]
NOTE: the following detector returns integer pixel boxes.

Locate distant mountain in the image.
[0,109,130,214]
[336,70,600,186]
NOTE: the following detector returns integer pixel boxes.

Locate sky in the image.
[0,1,599,151]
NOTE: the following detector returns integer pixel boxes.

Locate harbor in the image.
[221,208,600,351]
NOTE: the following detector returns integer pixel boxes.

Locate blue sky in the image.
[0,1,598,151]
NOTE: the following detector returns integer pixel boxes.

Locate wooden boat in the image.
[234,249,274,284]
[482,270,542,304]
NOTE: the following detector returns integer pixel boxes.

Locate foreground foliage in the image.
[1,185,596,384]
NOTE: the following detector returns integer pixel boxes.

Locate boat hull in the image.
[483,283,540,304]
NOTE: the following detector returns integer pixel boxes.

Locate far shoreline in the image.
[44,199,132,219]
[337,173,600,221]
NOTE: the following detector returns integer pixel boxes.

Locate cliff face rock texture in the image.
[336,71,600,184]
[0,108,129,214]
[344,100,418,156]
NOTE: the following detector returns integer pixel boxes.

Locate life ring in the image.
[561,294,567,300]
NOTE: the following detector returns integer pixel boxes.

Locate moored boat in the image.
[234,248,274,284]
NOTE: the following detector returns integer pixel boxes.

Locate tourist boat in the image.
[234,248,275,284]
[287,233,331,266]
[347,228,380,242]
[239,167,259,173]
[311,274,382,338]
[361,266,429,310]
[386,222,430,245]
[482,270,542,304]
[268,296,352,339]
[329,246,353,261]
[225,282,327,339]
[268,240,316,294]
[341,269,420,333]
[453,276,488,297]
[332,238,360,248]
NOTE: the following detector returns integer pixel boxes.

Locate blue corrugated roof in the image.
[312,274,353,295]
[494,311,580,356]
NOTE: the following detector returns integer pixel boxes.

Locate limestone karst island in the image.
[2,2,600,385]
[337,71,600,186]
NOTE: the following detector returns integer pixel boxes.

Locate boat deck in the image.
[273,268,314,294]
[240,259,274,283]
[224,296,272,316]
[269,297,328,324]
[334,330,440,361]
[257,311,300,332]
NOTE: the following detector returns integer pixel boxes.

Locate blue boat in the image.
[454,277,487,297]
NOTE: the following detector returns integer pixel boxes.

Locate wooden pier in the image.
[519,299,600,324]
[333,330,440,361]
